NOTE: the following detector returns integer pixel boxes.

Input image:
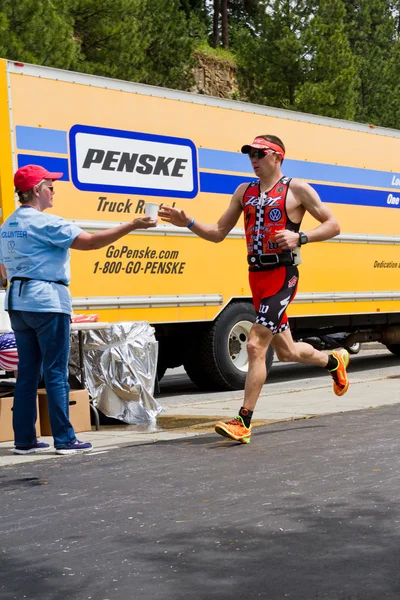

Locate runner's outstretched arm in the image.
[159,183,247,243]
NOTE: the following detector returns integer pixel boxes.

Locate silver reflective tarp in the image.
[78,321,162,424]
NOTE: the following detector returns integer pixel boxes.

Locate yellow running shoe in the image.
[215,415,252,444]
[329,349,350,396]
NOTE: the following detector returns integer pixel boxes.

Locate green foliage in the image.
[195,41,236,65]
[0,0,78,68]
[295,0,358,120]
[70,0,195,89]
[233,0,313,109]
[133,0,195,88]
[342,0,398,126]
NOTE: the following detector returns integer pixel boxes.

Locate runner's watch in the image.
[298,232,308,246]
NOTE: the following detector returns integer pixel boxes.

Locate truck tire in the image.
[385,343,400,356]
[346,342,361,355]
[183,302,274,391]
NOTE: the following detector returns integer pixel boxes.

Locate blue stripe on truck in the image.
[17,154,70,181]
[16,126,68,154]
[198,148,400,191]
[199,172,400,209]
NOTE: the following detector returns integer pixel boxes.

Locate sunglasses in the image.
[249,149,275,160]
[34,182,54,192]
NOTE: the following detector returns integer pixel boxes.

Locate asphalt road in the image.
[1,390,400,598]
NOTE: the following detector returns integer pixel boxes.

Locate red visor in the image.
[14,164,63,193]
[241,137,285,158]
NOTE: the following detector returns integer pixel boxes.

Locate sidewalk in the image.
[1,373,398,467]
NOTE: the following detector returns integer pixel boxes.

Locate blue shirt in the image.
[0,207,83,315]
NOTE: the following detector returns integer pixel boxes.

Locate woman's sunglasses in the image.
[34,181,54,192]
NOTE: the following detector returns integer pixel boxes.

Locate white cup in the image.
[145,202,159,219]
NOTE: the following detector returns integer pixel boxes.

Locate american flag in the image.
[0,332,19,371]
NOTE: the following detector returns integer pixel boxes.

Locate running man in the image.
[159,134,349,444]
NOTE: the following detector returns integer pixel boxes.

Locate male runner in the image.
[159,134,349,444]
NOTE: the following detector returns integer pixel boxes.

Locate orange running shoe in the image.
[329,349,350,396]
[215,415,252,444]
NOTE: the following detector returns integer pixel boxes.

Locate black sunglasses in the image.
[249,150,268,160]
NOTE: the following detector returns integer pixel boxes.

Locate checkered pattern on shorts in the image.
[255,315,290,335]
[255,315,278,334]
[277,321,289,333]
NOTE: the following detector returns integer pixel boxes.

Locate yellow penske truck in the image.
[1,58,400,391]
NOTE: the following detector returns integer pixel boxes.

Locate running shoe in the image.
[55,440,93,455]
[13,440,51,455]
[329,349,350,396]
[215,415,252,444]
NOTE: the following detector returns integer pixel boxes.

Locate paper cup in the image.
[145,202,159,219]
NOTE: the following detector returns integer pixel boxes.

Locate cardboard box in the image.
[38,389,91,436]
[0,394,41,443]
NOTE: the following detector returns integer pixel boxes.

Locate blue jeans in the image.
[10,310,76,448]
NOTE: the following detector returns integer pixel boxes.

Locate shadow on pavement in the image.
[113,495,400,600]
[0,553,91,600]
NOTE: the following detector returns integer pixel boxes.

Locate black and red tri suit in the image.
[242,176,300,334]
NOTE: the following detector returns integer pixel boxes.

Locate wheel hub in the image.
[228,320,253,372]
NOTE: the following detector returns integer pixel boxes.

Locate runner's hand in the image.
[158,206,191,227]
[133,216,158,229]
[274,230,300,250]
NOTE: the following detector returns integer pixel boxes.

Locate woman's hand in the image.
[158,206,191,227]
[132,216,158,229]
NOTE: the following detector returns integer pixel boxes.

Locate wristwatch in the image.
[298,231,308,246]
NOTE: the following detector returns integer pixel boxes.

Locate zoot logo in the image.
[244,195,282,208]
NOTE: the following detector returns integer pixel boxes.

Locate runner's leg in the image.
[243,323,273,411]
[272,328,329,366]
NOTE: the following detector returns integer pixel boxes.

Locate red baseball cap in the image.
[241,137,285,158]
[14,164,63,193]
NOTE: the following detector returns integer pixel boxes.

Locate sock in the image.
[326,354,339,372]
[238,406,253,428]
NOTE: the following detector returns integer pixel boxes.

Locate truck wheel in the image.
[183,302,275,391]
[385,343,400,356]
[346,342,361,355]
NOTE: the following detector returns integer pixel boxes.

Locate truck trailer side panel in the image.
[1,59,400,389]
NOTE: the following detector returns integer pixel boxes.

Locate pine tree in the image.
[133,0,195,88]
[0,0,78,68]
[295,0,358,120]
[71,0,194,90]
[342,0,397,125]
[234,0,313,108]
